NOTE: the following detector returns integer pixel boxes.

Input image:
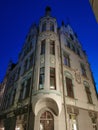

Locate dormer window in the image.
[50,22,54,31]
[42,22,46,32]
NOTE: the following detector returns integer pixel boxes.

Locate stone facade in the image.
[0,6,98,130]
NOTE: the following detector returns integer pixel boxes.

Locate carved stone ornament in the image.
[75,69,81,84]
[39,32,58,41]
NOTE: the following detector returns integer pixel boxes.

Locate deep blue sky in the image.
[0,0,98,92]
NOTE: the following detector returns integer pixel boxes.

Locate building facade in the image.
[0,7,98,130]
[90,0,98,22]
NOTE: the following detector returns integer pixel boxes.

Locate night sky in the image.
[0,0,98,92]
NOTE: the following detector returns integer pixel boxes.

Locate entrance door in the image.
[40,111,54,130]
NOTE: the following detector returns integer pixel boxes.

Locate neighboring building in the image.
[90,0,98,22]
[0,6,98,130]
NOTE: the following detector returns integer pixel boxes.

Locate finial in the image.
[45,6,51,16]
[62,21,65,26]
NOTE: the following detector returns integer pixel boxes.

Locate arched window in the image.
[42,23,46,32]
[40,111,54,130]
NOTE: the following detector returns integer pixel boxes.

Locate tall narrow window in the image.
[50,22,54,31]
[29,53,34,68]
[67,40,70,48]
[63,52,70,67]
[66,77,74,98]
[72,44,75,52]
[25,78,31,98]
[42,23,46,32]
[50,41,55,55]
[81,64,87,77]
[11,89,16,105]
[77,48,80,56]
[85,86,93,104]
[19,82,25,101]
[40,111,54,130]
[69,114,78,130]
[39,67,45,89]
[24,59,28,72]
[50,68,56,90]
[41,40,45,55]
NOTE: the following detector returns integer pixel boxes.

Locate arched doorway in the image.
[40,111,54,130]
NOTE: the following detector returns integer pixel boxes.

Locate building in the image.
[89,0,98,22]
[0,6,98,130]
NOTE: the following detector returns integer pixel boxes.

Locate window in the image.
[66,77,74,98]
[70,34,74,40]
[85,86,93,104]
[69,114,78,130]
[50,68,56,90]
[63,52,70,67]
[42,23,46,32]
[24,59,28,72]
[50,41,55,55]
[67,41,71,48]
[40,111,54,130]
[39,67,45,89]
[50,22,54,31]
[25,78,31,98]
[19,82,25,101]
[81,64,87,77]
[77,48,80,56]
[29,53,34,68]
[41,40,45,55]
[11,89,16,105]
[71,44,75,52]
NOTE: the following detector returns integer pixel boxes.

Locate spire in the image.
[62,21,65,26]
[45,6,51,16]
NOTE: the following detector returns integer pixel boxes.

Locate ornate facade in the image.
[0,6,98,130]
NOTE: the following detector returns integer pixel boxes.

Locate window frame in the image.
[50,40,55,55]
[63,52,70,67]
[39,67,45,89]
[65,77,74,98]
[41,40,45,55]
[50,67,56,90]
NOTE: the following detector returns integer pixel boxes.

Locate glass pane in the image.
[40,111,54,130]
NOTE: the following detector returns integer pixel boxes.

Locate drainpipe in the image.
[59,31,68,130]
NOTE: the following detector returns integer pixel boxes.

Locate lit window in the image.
[50,68,56,90]
[41,40,45,55]
[39,67,45,89]
[40,111,54,130]
[42,23,46,32]
[50,41,55,55]
[66,77,74,98]
[63,52,70,67]
[69,114,78,130]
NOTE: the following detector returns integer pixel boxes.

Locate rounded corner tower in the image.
[32,7,63,130]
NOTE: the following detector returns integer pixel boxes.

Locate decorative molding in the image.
[67,106,79,115]
[74,69,81,84]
